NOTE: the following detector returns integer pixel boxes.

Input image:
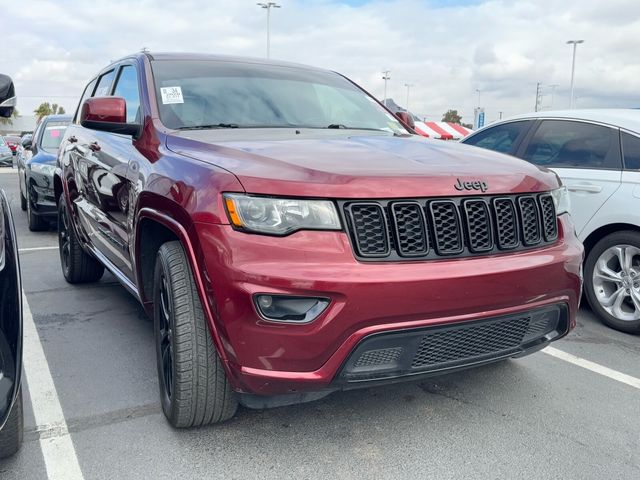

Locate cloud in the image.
[2,0,640,121]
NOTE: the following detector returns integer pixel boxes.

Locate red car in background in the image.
[55,52,583,428]
[2,136,21,156]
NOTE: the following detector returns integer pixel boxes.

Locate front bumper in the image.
[195,214,583,397]
[28,171,56,217]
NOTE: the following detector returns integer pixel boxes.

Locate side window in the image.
[522,120,621,169]
[74,77,97,123]
[94,70,116,97]
[622,132,640,170]
[112,65,141,124]
[463,121,531,154]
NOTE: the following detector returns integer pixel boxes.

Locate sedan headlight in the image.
[224,194,342,235]
[29,163,56,176]
[550,186,570,216]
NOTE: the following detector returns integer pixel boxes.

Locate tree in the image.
[33,102,65,122]
[442,109,463,124]
[0,108,19,126]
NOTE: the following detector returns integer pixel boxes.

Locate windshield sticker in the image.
[160,86,184,104]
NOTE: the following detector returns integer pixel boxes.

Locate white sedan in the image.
[462,109,640,334]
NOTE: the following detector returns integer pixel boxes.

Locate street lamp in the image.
[404,83,414,114]
[257,2,281,59]
[382,70,391,106]
[567,40,584,109]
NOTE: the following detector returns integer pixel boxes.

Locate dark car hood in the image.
[166,129,559,198]
[29,150,57,166]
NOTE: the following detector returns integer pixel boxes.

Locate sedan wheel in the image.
[585,231,640,334]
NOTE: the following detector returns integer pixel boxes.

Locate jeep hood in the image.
[166,130,559,198]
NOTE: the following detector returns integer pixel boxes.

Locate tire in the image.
[153,241,237,428]
[26,188,48,231]
[584,230,640,334]
[20,189,26,212]
[0,387,23,459]
[58,199,104,284]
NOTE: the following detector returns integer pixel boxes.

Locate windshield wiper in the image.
[326,125,406,136]
[176,123,239,130]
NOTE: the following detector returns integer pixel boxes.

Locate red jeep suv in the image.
[55,52,583,428]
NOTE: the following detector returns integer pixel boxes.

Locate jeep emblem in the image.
[454,178,488,193]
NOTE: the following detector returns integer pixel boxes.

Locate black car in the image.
[20,115,71,231]
[0,189,23,458]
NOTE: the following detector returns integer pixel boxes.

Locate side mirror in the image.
[0,74,16,118]
[80,97,140,137]
[21,138,32,149]
[395,112,415,129]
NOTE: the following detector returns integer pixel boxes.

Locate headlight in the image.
[29,163,56,176]
[550,186,570,216]
[224,194,341,235]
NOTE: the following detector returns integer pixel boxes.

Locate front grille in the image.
[411,317,530,368]
[342,193,557,261]
[354,347,403,368]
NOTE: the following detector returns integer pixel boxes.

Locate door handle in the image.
[567,184,602,193]
[89,142,101,152]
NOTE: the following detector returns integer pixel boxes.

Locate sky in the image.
[2,0,640,124]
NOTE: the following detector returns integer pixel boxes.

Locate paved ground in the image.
[0,166,638,479]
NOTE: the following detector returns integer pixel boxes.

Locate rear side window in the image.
[522,120,621,169]
[463,121,531,154]
[94,70,115,97]
[621,132,640,170]
[112,65,141,124]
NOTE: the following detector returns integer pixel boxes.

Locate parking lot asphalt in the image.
[0,167,638,480]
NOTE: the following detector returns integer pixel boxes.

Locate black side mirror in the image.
[21,139,32,149]
[0,74,16,118]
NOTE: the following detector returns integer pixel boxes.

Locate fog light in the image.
[254,295,330,323]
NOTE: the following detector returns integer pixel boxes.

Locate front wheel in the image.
[584,231,640,334]
[153,241,238,428]
[26,188,48,231]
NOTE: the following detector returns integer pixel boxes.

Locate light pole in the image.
[548,84,559,109]
[404,83,414,114]
[382,70,391,106]
[567,40,584,109]
[257,2,281,59]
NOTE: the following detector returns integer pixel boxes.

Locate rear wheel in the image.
[26,188,47,231]
[584,231,640,334]
[0,387,23,459]
[19,189,26,211]
[153,241,238,428]
[58,199,104,283]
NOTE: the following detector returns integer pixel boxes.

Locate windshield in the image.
[151,60,408,134]
[40,122,69,151]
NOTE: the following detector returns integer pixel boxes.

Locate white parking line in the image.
[22,292,85,480]
[19,246,58,253]
[543,346,640,390]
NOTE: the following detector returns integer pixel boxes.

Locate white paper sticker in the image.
[160,86,184,104]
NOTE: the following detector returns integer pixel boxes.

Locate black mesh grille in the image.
[347,204,389,256]
[411,317,531,368]
[463,200,493,252]
[391,202,429,256]
[354,347,403,368]
[493,198,519,249]
[518,196,542,246]
[342,193,557,261]
[429,201,463,254]
[539,194,558,241]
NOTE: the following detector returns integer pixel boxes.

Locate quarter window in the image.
[94,70,116,97]
[463,121,531,154]
[113,65,141,124]
[622,132,640,170]
[522,120,621,169]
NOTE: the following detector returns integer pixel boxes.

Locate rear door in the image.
[517,119,622,237]
[619,130,640,224]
